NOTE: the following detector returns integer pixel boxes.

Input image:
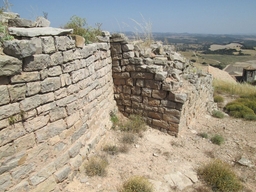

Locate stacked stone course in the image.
[110,34,215,136]
[0,21,115,191]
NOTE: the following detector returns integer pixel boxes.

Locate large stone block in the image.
[155,71,168,81]
[0,55,22,76]
[0,123,26,147]
[165,108,181,118]
[10,72,40,83]
[0,102,20,120]
[145,80,161,89]
[8,83,26,102]
[54,88,67,100]
[35,119,67,143]
[0,118,9,130]
[0,173,12,191]
[71,35,85,48]
[50,51,63,66]
[60,74,72,87]
[70,154,82,170]
[49,107,67,122]
[41,36,56,53]
[0,152,27,175]
[131,72,154,79]
[9,27,72,37]
[47,66,62,77]
[26,81,41,96]
[112,72,130,79]
[8,18,35,27]
[131,86,141,95]
[49,52,64,66]
[24,115,49,132]
[54,165,71,183]
[152,119,169,129]
[14,132,36,152]
[68,141,82,158]
[23,54,51,72]
[3,39,40,58]
[0,85,10,105]
[56,95,77,107]
[11,164,34,182]
[152,90,167,99]
[30,175,57,192]
[9,180,30,192]
[148,111,162,120]
[71,69,89,83]
[161,100,176,108]
[41,77,61,93]
[55,36,75,51]
[163,114,180,124]
[20,95,41,111]
[39,92,55,105]
[63,50,75,63]
[122,44,134,52]
[123,51,134,59]
[29,162,56,186]
[71,123,87,143]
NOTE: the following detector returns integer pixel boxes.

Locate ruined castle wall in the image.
[110,34,215,136]
[0,33,116,191]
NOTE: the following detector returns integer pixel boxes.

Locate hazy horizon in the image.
[2,0,256,35]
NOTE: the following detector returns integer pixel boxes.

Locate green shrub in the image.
[198,132,208,139]
[103,145,119,155]
[198,159,243,192]
[119,176,153,192]
[119,115,146,134]
[64,15,102,44]
[244,114,256,121]
[110,111,119,129]
[211,134,224,145]
[212,110,224,119]
[0,22,14,44]
[85,156,108,176]
[214,95,224,103]
[225,102,255,118]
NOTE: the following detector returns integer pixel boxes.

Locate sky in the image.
[1,0,256,34]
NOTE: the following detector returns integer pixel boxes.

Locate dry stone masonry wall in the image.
[0,13,215,192]
[110,34,215,136]
[0,17,116,191]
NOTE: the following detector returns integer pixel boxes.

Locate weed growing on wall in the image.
[64,15,102,44]
[0,22,14,44]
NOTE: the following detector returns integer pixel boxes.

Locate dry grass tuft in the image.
[119,176,153,192]
[85,156,108,177]
[198,159,243,192]
[213,79,256,97]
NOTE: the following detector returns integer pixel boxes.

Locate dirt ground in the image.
[64,111,256,192]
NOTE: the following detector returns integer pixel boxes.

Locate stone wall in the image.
[0,13,216,192]
[110,34,215,136]
[0,27,116,191]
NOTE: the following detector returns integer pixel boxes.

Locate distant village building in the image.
[223,62,256,83]
[242,65,256,83]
